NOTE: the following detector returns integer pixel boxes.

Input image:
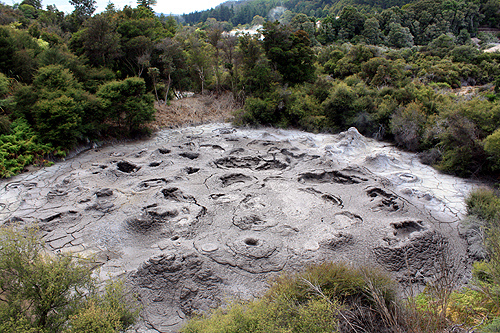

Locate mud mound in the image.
[131,251,223,332]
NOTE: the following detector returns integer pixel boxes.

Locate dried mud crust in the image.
[150,93,239,129]
[0,124,475,333]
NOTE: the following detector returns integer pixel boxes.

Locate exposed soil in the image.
[150,92,239,130]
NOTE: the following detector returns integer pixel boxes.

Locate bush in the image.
[97,77,155,134]
[181,262,405,333]
[465,188,500,222]
[0,226,139,332]
[322,82,356,130]
[390,102,426,151]
[0,118,53,178]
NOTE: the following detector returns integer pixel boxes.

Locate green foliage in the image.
[262,21,316,84]
[182,262,400,333]
[0,226,139,333]
[0,226,93,332]
[466,188,500,223]
[0,118,52,178]
[322,82,356,130]
[97,77,155,133]
[67,280,140,333]
[390,102,426,151]
[33,94,82,147]
[484,127,500,170]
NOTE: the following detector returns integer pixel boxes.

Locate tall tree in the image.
[262,21,315,84]
[70,0,96,21]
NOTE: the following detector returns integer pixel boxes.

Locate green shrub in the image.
[97,77,155,134]
[0,226,139,332]
[67,280,140,333]
[465,188,500,222]
[390,102,427,151]
[0,118,53,178]
[182,262,403,333]
[322,82,356,130]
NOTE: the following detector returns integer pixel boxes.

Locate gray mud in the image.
[0,124,481,332]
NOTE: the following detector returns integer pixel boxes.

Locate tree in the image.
[338,6,365,41]
[387,22,414,48]
[97,77,155,133]
[69,0,96,25]
[0,227,139,332]
[73,14,121,67]
[0,227,93,332]
[137,0,157,12]
[155,37,187,102]
[363,17,382,45]
[262,21,315,84]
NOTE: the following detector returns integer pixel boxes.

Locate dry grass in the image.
[149,92,241,130]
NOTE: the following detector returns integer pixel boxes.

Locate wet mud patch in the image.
[194,233,288,273]
[214,156,288,170]
[179,152,200,160]
[95,188,113,197]
[131,251,223,332]
[332,211,363,229]
[232,214,278,231]
[117,161,140,173]
[185,167,200,174]
[320,232,354,249]
[366,187,404,212]
[158,148,171,154]
[374,230,448,281]
[298,170,368,184]
[162,188,196,203]
[220,173,253,187]
[391,220,425,239]
[149,161,162,167]
[133,178,170,192]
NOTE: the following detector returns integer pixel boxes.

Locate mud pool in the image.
[0,124,481,332]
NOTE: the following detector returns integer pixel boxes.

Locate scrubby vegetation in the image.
[0,226,139,333]
[182,262,405,333]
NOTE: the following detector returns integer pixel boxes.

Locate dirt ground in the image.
[149,92,240,130]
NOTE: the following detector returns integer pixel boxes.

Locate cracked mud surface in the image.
[0,124,481,332]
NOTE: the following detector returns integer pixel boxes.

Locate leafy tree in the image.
[363,17,382,45]
[137,0,157,12]
[97,77,155,133]
[322,82,357,130]
[337,6,365,41]
[0,227,93,332]
[262,21,315,84]
[484,128,500,170]
[387,22,414,48]
[0,226,139,332]
[69,0,96,24]
[390,102,426,151]
[72,14,121,68]
[155,37,188,101]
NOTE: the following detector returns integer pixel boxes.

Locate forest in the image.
[0,0,499,179]
[1,0,500,330]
